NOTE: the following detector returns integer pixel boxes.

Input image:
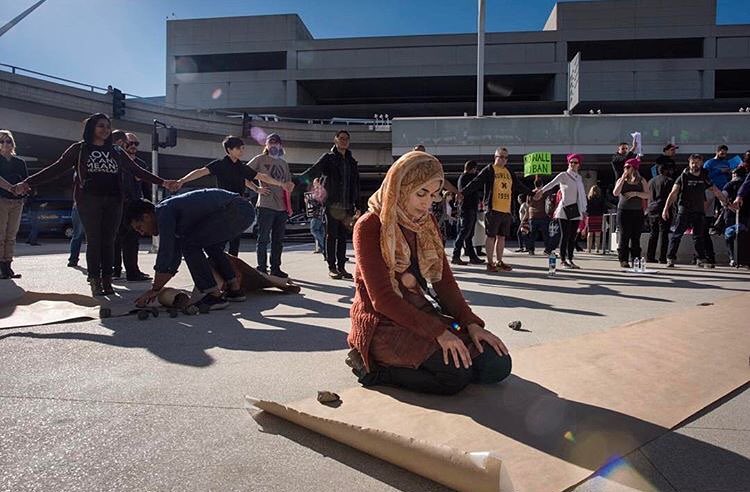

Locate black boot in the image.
[101,276,115,295]
[0,262,10,280]
[89,278,104,297]
[6,261,21,279]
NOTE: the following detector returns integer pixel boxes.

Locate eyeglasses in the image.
[127,141,140,147]
[494,155,508,160]
[0,139,13,145]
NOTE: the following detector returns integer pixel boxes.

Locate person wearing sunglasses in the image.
[13,113,180,296]
[613,158,650,268]
[536,154,588,269]
[0,130,28,279]
[461,147,533,273]
[110,131,153,282]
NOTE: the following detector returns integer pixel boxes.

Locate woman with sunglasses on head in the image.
[0,130,28,279]
[613,158,649,268]
[14,113,179,296]
[536,154,588,269]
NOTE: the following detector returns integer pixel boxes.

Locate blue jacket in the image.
[154,188,240,273]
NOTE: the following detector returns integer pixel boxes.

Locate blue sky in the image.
[2,0,749,97]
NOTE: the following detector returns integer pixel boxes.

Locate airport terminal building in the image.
[166,0,750,119]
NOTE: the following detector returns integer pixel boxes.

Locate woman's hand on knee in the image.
[467,324,509,357]
[436,330,472,369]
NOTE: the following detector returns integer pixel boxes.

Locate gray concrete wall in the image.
[391,113,750,157]
[164,0,750,112]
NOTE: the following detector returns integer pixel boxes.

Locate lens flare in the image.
[250,127,268,146]
[211,88,222,99]
[563,430,575,443]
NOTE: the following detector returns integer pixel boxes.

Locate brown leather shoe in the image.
[486,263,500,273]
[498,261,513,272]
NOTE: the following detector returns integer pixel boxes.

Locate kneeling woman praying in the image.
[347,151,512,395]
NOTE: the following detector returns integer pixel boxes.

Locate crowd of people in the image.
[2,113,750,395]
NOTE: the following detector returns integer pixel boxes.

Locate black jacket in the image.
[0,154,28,200]
[298,146,360,212]
[457,171,480,211]
[647,174,674,215]
[461,163,532,212]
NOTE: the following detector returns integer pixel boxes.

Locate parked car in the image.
[17,198,74,239]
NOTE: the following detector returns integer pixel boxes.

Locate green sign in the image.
[523,152,552,177]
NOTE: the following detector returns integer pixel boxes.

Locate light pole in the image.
[0,0,47,38]
[476,0,486,117]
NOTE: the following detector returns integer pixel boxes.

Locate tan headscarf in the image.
[368,151,446,296]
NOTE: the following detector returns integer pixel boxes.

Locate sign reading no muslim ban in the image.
[523,152,552,177]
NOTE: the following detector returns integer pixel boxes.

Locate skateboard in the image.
[98,290,200,321]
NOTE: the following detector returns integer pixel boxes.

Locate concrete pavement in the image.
[1,240,749,492]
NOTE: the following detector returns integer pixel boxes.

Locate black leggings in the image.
[559,218,579,262]
[362,342,512,395]
[617,209,644,263]
[77,194,123,280]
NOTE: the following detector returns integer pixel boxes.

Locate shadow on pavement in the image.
[373,376,750,492]
[0,291,349,367]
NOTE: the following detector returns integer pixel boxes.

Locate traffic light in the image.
[242,112,252,138]
[112,88,126,119]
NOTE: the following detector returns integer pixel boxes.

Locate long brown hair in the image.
[588,184,601,200]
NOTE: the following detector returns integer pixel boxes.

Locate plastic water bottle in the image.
[548,253,557,276]
[633,258,640,272]
[640,257,646,272]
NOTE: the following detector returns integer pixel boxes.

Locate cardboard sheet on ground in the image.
[0,291,101,329]
[0,254,300,329]
[251,294,750,492]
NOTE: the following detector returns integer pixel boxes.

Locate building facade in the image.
[166,0,750,119]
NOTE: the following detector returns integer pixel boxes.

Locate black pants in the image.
[668,212,706,260]
[700,218,716,263]
[646,214,671,263]
[226,235,242,257]
[452,207,478,259]
[114,202,140,276]
[617,209,644,263]
[326,208,349,270]
[559,218,579,262]
[362,343,512,395]
[77,194,123,280]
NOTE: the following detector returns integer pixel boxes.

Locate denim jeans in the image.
[452,207,477,259]
[256,207,288,272]
[667,211,706,260]
[182,197,254,292]
[310,217,326,252]
[526,217,551,253]
[68,206,86,263]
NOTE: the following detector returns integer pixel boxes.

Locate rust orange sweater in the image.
[349,212,484,370]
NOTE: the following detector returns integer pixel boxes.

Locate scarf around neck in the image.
[367,151,446,296]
